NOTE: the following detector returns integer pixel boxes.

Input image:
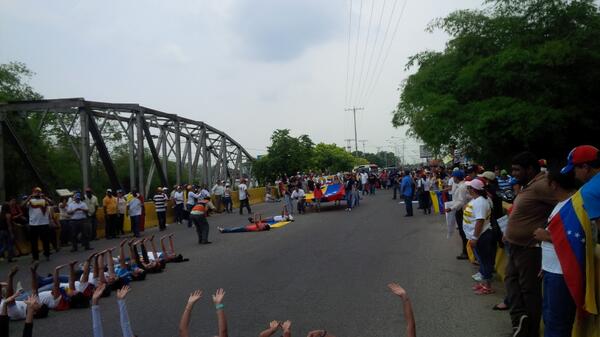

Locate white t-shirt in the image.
[542,199,569,274]
[28,198,50,226]
[173,191,184,205]
[187,191,199,205]
[360,173,368,184]
[128,197,142,216]
[1,300,27,320]
[462,196,492,240]
[238,183,248,200]
[448,178,455,195]
[273,215,293,222]
[291,189,305,199]
[67,201,89,220]
[117,197,127,214]
[38,290,61,309]
[59,281,89,293]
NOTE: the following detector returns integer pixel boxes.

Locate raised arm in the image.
[81,253,95,284]
[388,283,416,337]
[23,294,38,337]
[281,320,292,337]
[259,321,280,337]
[117,285,134,337]
[97,252,107,285]
[148,235,159,260]
[119,240,128,269]
[178,290,202,337]
[91,283,106,337]
[49,263,66,298]
[106,248,117,279]
[212,288,228,337]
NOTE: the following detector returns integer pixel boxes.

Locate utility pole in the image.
[344,138,354,153]
[345,106,363,153]
[358,139,368,154]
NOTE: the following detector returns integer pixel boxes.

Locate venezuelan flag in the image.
[548,191,597,314]
[429,191,445,214]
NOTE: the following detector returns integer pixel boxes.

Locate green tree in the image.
[392,0,600,165]
[312,143,358,173]
[253,129,315,183]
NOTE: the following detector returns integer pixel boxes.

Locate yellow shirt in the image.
[102,196,118,215]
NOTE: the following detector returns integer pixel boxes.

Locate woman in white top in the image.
[462,178,494,294]
[533,169,578,337]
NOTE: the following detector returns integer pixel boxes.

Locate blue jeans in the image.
[543,271,575,337]
[130,215,141,237]
[346,193,353,209]
[475,229,495,281]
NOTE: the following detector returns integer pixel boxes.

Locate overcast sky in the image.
[0,0,483,163]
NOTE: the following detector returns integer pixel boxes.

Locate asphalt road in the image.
[3,190,512,337]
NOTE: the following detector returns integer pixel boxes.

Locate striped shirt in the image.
[153,193,167,212]
[497,176,513,191]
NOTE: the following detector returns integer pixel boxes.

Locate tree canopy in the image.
[252,129,373,183]
[392,0,600,164]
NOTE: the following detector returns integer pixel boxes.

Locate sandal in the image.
[474,286,495,295]
[472,283,485,291]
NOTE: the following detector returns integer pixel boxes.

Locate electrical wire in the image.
[347,0,363,109]
[355,0,387,106]
[361,0,408,107]
[352,0,375,107]
[344,0,354,108]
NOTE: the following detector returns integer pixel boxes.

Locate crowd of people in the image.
[388,146,599,337]
[1,144,599,336]
[0,233,187,336]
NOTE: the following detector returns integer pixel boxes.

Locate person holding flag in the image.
[544,145,600,322]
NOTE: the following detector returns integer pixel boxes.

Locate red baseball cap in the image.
[561,145,599,174]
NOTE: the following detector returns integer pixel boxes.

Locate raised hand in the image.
[117,285,131,300]
[387,283,408,300]
[269,320,280,330]
[212,288,225,304]
[282,320,292,331]
[24,294,39,307]
[92,283,107,305]
[187,289,203,306]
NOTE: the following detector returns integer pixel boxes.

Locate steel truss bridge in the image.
[0,98,254,200]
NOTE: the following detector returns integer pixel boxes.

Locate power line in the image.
[348,0,363,108]
[361,0,408,107]
[353,0,375,107]
[344,106,364,152]
[355,0,387,106]
[357,0,400,107]
[343,0,354,107]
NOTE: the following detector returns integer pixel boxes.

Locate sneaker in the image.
[512,315,528,337]
[456,253,468,260]
[472,272,483,282]
[472,283,485,291]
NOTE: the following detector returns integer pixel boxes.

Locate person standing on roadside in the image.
[153,187,168,231]
[504,152,557,337]
[57,196,71,247]
[401,170,414,217]
[223,183,233,213]
[238,179,251,215]
[127,189,143,238]
[102,189,118,239]
[172,185,185,224]
[116,190,127,235]
[67,192,92,252]
[211,181,224,213]
[23,187,53,261]
[83,188,99,241]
